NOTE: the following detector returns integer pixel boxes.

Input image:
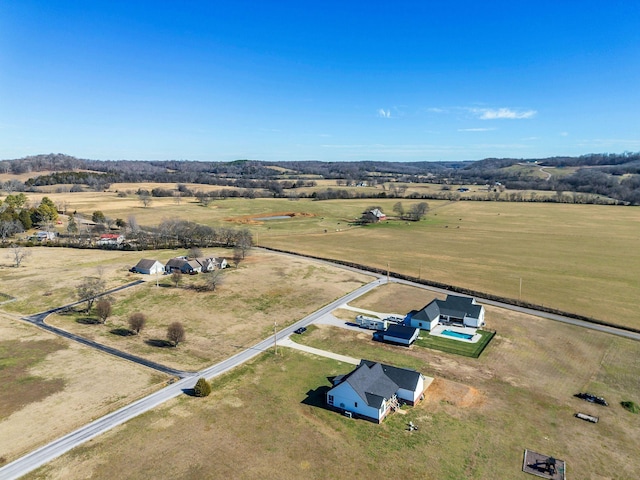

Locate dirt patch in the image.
[225,211,315,224]
[423,377,483,408]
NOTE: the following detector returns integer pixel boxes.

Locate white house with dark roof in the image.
[378,324,420,346]
[133,259,164,275]
[406,294,485,331]
[326,360,427,423]
[165,257,202,274]
[195,256,228,272]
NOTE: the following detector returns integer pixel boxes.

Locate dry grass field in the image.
[0,247,172,315]
[0,314,168,464]
[28,288,640,479]
[6,192,637,326]
[43,250,371,370]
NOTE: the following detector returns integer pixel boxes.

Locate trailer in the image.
[355,315,387,331]
[575,412,599,423]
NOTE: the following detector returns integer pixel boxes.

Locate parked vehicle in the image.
[294,327,307,334]
[575,392,608,406]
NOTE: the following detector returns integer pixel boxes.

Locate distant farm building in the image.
[406,294,485,331]
[97,233,125,246]
[326,360,429,423]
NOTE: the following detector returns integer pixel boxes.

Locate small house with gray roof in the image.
[326,360,426,423]
[165,257,202,274]
[406,294,485,331]
[133,259,164,275]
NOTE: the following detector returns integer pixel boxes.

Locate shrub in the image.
[621,400,639,414]
[194,377,211,397]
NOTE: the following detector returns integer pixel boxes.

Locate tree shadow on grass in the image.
[145,339,174,348]
[182,388,196,397]
[110,327,134,336]
[77,317,101,325]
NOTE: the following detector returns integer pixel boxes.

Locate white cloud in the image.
[458,127,495,132]
[427,107,445,113]
[377,108,391,118]
[560,131,569,136]
[472,107,537,120]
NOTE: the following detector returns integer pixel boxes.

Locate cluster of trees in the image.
[392,202,430,221]
[76,277,187,347]
[0,194,60,241]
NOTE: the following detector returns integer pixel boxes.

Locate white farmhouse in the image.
[326,360,427,423]
[133,259,164,275]
[407,294,485,331]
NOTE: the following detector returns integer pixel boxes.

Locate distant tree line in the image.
[2,152,640,204]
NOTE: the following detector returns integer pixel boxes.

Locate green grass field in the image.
[414,330,495,358]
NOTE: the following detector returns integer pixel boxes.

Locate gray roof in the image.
[383,324,420,341]
[414,294,482,321]
[165,258,187,268]
[135,258,160,270]
[360,360,422,392]
[337,360,422,409]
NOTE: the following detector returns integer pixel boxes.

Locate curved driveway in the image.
[2,251,638,479]
[0,276,385,480]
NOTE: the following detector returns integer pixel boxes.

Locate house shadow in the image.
[77,317,101,325]
[145,339,174,348]
[110,327,134,336]
[301,384,331,409]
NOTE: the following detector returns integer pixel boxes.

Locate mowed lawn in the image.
[29,300,640,480]
[46,250,372,370]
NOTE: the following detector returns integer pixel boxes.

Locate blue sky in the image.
[1,1,639,162]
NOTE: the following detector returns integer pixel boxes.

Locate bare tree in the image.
[0,221,23,244]
[95,299,112,324]
[202,270,224,291]
[76,276,106,313]
[171,270,183,287]
[407,202,429,221]
[9,243,30,267]
[167,321,185,347]
[188,247,202,259]
[139,192,152,208]
[232,248,243,268]
[128,313,147,334]
[392,201,404,218]
[234,229,253,259]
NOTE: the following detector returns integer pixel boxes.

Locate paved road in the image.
[0,276,384,480]
[3,252,638,479]
[20,280,194,378]
[389,277,640,342]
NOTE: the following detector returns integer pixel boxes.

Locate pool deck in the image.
[429,324,481,343]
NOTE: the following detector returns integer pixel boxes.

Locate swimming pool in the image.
[441,329,474,340]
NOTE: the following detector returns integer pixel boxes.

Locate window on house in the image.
[328,395,334,405]
[354,402,358,407]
